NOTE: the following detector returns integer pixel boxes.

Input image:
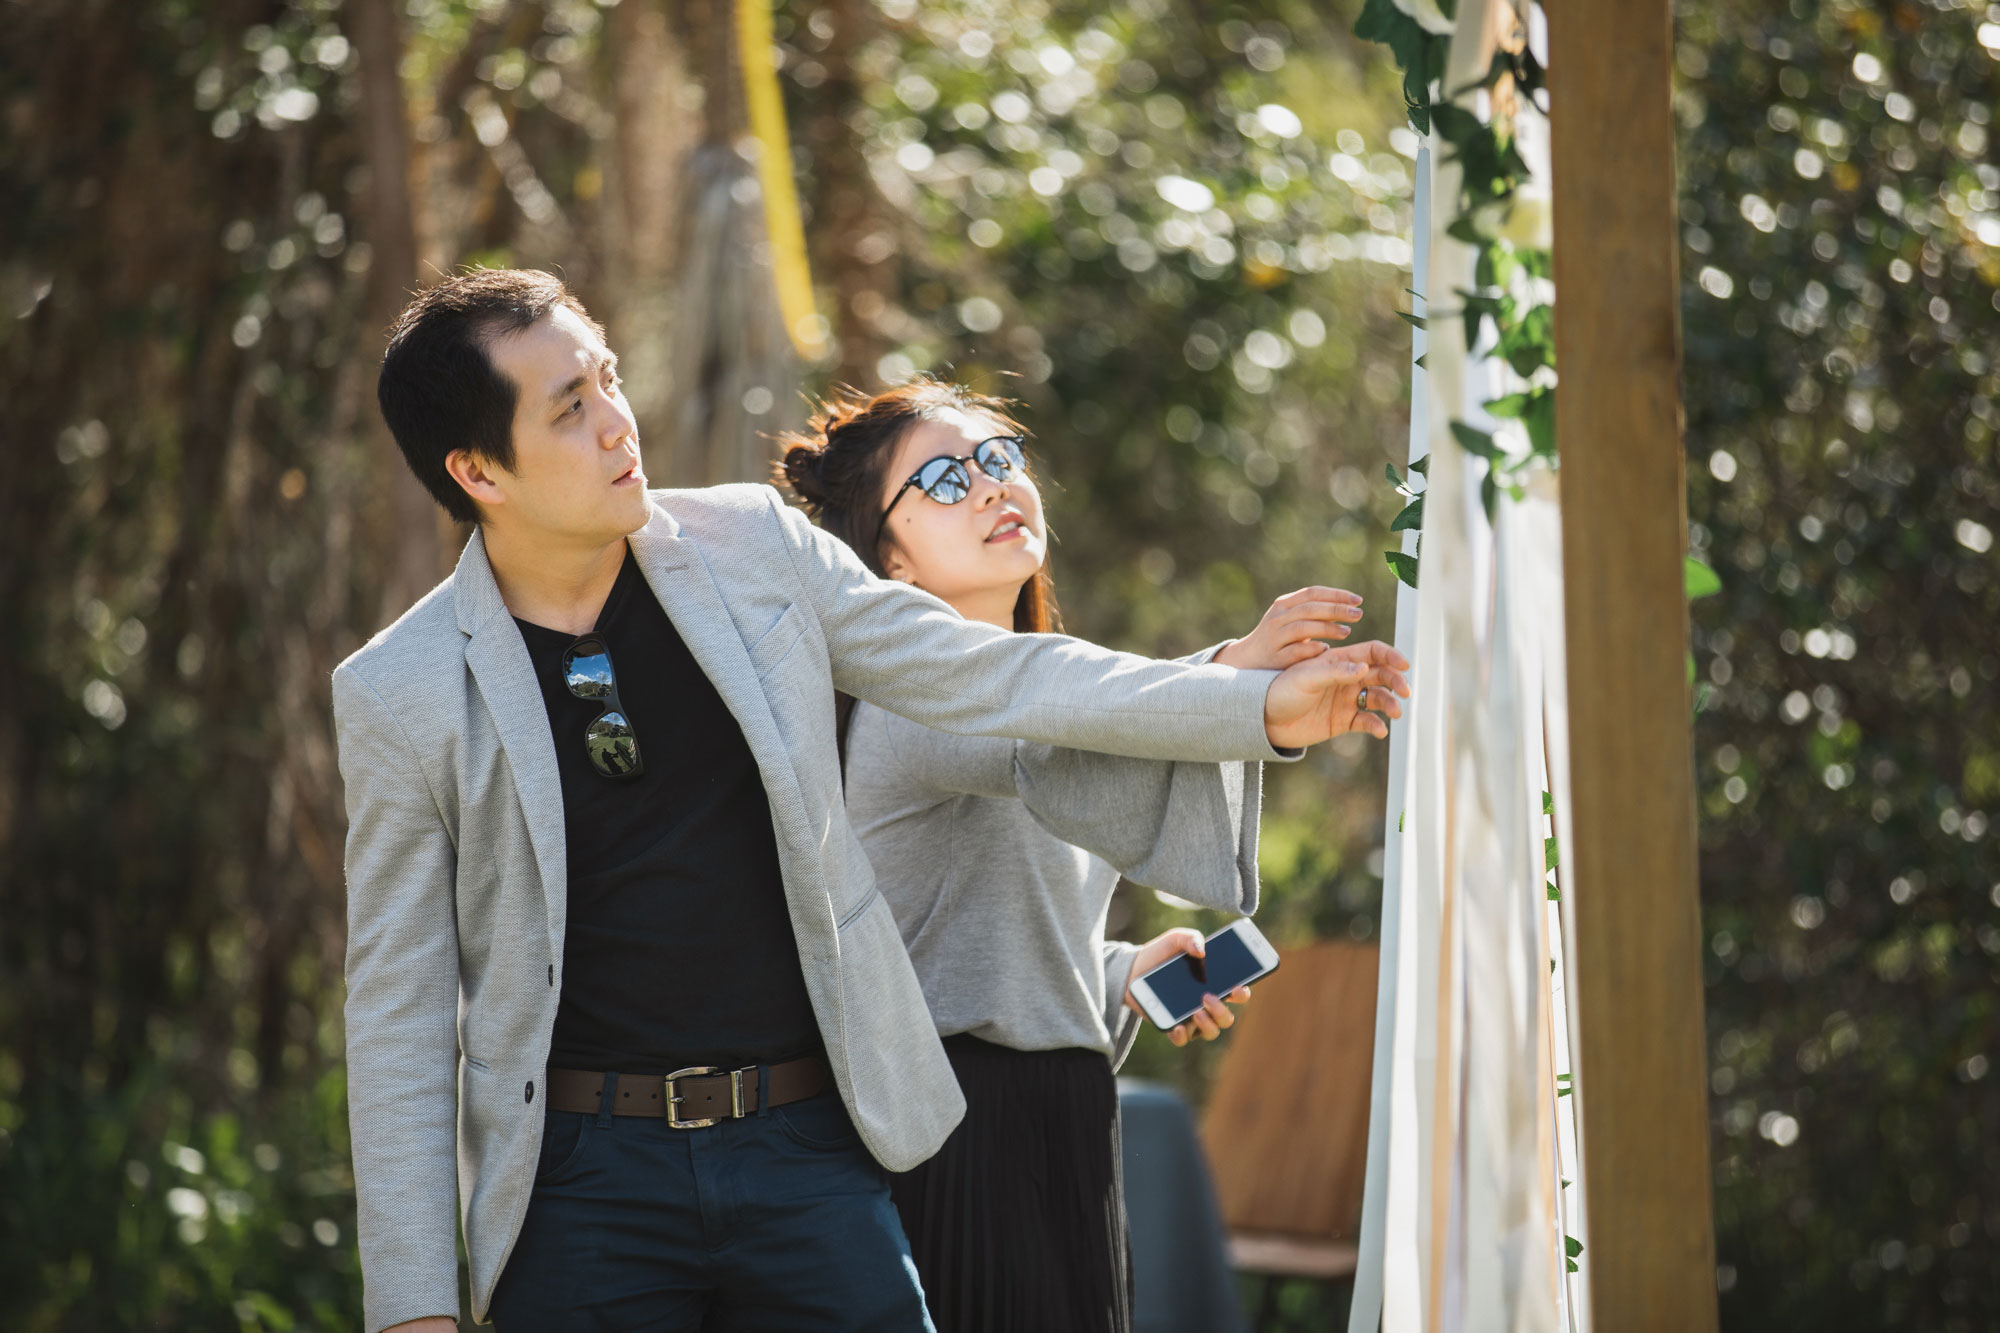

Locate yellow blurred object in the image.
[1243,258,1287,289]
[737,0,826,361]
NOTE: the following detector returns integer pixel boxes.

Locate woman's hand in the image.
[1124,927,1252,1047]
[1263,639,1411,746]
[1213,587,1364,671]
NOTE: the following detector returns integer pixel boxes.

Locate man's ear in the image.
[444,448,506,513]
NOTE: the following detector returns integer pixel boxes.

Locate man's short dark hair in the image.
[377,268,605,524]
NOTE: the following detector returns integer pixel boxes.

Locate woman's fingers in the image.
[1228,986,1252,1004]
[1188,1007,1222,1040]
[1276,586,1363,607]
[1360,683,1405,720]
[1358,661,1412,699]
[1276,617,1360,644]
[1278,604,1364,632]
[1201,993,1236,1030]
[1167,1024,1191,1047]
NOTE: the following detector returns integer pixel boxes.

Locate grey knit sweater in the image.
[843,675,1274,1066]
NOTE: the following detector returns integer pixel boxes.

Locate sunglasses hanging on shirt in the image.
[561,634,645,780]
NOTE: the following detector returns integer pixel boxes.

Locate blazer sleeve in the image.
[765,490,1289,764]
[332,666,465,1333]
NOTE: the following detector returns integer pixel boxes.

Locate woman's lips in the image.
[612,465,641,487]
[986,520,1027,543]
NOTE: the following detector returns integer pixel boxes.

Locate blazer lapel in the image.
[627,505,814,875]
[454,530,570,943]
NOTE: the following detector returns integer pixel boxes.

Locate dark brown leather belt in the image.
[545,1056,831,1129]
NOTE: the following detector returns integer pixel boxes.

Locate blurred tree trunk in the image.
[666,0,803,484]
[602,0,699,484]
[596,0,800,487]
[352,0,452,618]
[808,0,894,389]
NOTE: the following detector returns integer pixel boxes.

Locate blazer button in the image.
[524,1080,535,1104]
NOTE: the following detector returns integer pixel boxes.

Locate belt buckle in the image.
[663,1065,744,1129]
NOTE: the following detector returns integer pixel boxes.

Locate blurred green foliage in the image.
[20,0,1993,1326]
[1,0,1413,1324]
[1675,0,2000,1326]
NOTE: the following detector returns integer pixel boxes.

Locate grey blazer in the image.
[331,483,1286,1331]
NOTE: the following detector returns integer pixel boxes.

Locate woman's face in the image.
[875,408,1047,623]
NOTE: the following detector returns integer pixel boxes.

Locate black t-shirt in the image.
[513,548,820,1074]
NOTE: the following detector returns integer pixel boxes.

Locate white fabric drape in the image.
[1350,2,1578,1329]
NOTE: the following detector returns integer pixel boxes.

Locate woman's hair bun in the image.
[777,439,829,509]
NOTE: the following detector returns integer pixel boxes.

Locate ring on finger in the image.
[1358,686,1369,711]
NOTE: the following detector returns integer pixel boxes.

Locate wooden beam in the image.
[1549,2,1719,1330]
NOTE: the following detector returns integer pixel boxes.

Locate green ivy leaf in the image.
[1408,455,1429,476]
[1542,790,1554,816]
[1522,388,1556,457]
[1546,835,1560,873]
[1353,0,1445,130]
[1391,495,1425,532]
[1451,421,1500,459]
[1396,309,1427,330]
[1445,215,1484,247]
[1684,555,1722,600]
[1429,102,1482,145]
[1385,550,1420,587]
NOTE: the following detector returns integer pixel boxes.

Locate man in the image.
[335,268,1408,1333]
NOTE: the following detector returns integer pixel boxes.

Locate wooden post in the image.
[1549,2,1718,1330]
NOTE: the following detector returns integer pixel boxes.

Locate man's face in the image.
[467,305,649,543]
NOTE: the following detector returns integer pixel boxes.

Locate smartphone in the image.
[1128,918,1280,1030]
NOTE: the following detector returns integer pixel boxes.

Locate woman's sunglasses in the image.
[561,634,644,780]
[880,436,1028,524]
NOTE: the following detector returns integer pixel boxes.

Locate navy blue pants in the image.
[490,1087,935,1332]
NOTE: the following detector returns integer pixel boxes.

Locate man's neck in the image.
[483,524,630,636]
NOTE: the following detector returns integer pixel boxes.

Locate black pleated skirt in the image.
[889,1035,1131,1333]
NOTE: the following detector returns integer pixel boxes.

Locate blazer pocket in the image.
[746,603,808,679]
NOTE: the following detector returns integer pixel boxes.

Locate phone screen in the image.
[1138,927,1269,1025]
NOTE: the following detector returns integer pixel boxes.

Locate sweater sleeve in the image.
[1101,940,1145,1070]
[869,692,1270,915]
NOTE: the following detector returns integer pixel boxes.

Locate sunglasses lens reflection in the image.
[920,459,971,504]
[563,644,616,700]
[585,711,642,777]
[978,438,1024,479]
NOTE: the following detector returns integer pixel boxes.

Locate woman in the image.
[777,379,1390,1333]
